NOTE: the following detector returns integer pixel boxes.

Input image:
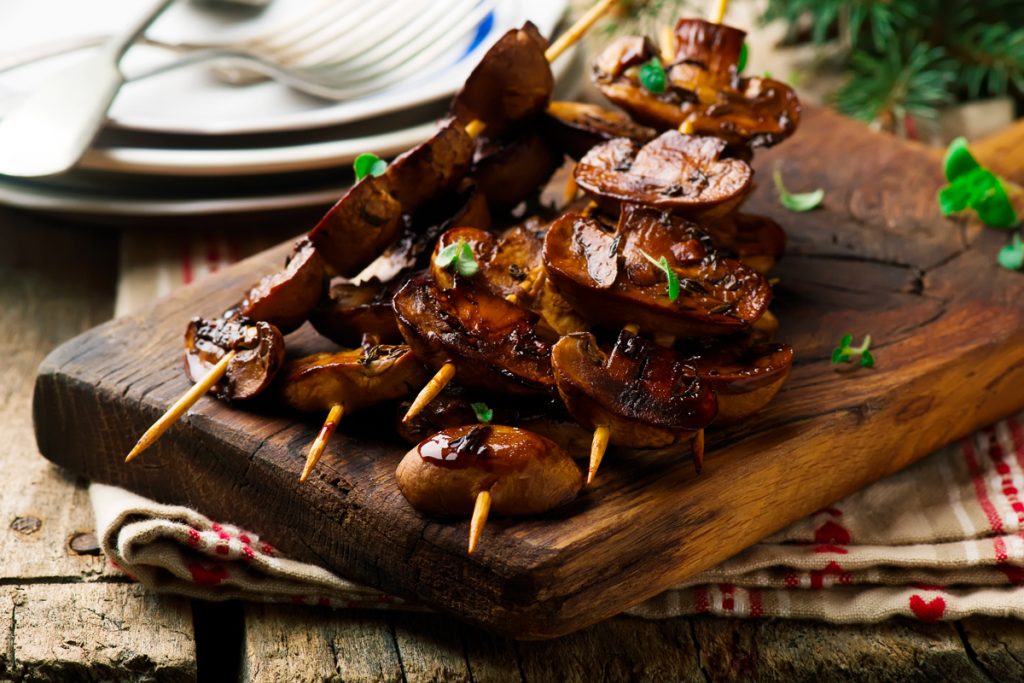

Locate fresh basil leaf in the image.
[434,240,461,269]
[470,402,493,423]
[738,42,748,72]
[997,234,1024,271]
[353,153,387,181]
[773,168,824,212]
[638,58,667,94]
[943,137,979,182]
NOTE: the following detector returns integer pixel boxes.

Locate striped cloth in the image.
[94,229,1024,622]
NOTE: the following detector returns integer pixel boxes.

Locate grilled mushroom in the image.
[184,315,285,400]
[542,100,657,160]
[237,237,326,334]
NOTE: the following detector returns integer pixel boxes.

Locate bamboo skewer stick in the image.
[587,425,611,486]
[545,0,618,63]
[711,0,729,23]
[125,351,235,463]
[402,362,457,423]
[300,403,344,482]
[468,489,492,554]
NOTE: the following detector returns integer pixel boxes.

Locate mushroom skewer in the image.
[396,425,583,553]
[278,344,427,481]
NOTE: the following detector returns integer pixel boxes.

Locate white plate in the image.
[70,43,580,177]
[0,0,568,137]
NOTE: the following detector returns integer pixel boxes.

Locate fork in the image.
[134,0,499,100]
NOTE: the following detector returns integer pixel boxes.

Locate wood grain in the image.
[32,109,1024,638]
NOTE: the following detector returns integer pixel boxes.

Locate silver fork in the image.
[139,0,498,100]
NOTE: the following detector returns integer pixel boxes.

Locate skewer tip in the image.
[300,403,344,482]
[587,425,611,486]
[402,363,456,423]
[468,489,492,555]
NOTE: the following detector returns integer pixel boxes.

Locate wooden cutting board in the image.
[33,108,1024,639]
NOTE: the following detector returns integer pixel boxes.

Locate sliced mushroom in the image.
[676,339,793,424]
[237,237,326,334]
[396,425,582,517]
[543,206,772,336]
[591,20,800,150]
[450,23,554,137]
[277,344,426,414]
[703,212,787,274]
[392,274,554,396]
[551,331,718,448]
[472,129,562,210]
[542,101,656,160]
[309,279,403,347]
[574,131,753,218]
[184,315,285,400]
[310,118,473,276]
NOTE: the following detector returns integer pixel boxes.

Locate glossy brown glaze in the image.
[591,20,800,150]
[450,23,553,136]
[396,425,583,517]
[703,212,787,274]
[543,207,772,336]
[277,344,426,413]
[542,101,656,160]
[184,315,285,400]
[309,279,403,347]
[473,130,562,210]
[236,237,326,334]
[310,119,473,276]
[676,339,794,424]
[551,331,717,448]
[431,223,586,337]
[574,132,753,218]
[392,275,554,395]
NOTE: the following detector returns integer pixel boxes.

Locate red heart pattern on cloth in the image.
[909,595,946,621]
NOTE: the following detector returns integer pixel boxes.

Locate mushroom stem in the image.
[468,489,492,554]
[692,428,705,474]
[659,25,676,63]
[125,350,236,463]
[588,425,611,485]
[402,363,457,423]
[300,403,344,482]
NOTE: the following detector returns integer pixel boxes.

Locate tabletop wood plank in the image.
[0,208,198,680]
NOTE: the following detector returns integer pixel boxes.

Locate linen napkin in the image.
[89,229,1024,622]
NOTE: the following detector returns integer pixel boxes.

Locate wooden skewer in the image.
[545,0,619,63]
[692,428,705,474]
[300,403,344,482]
[711,0,729,23]
[587,425,611,485]
[124,351,235,463]
[659,25,676,63]
[467,489,492,554]
[402,362,457,423]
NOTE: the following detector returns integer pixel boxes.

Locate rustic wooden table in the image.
[3,203,1024,682]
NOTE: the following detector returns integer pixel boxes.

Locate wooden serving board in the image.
[33,108,1024,639]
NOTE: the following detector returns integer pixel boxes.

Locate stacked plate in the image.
[0,0,576,217]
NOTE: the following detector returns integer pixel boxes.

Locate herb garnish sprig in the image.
[773,166,824,212]
[998,233,1024,272]
[638,57,667,94]
[353,153,387,181]
[638,249,680,302]
[831,334,875,369]
[938,137,1018,229]
[435,238,479,278]
[470,402,493,424]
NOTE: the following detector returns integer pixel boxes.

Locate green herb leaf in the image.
[353,153,387,181]
[831,333,874,370]
[638,249,680,302]
[943,137,980,182]
[434,239,461,269]
[773,167,824,212]
[738,42,748,72]
[455,240,479,277]
[973,178,1019,229]
[638,57,667,94]
[470,402,493,424]
[998,233,1024,271]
